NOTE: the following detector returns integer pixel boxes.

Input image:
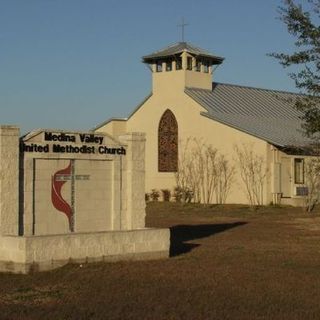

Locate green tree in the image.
[271,0,320,138]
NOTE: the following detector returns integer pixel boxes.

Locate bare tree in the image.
[197,142,218,204]
[175,138,235,204]
[188,138,204,203]
[302,158,320,212]
[215,155,236,204]
[175,138,193,203]
[234,144,268,206]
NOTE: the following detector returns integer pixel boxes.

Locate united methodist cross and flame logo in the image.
[51,161,74,232]
[51,160,90,232]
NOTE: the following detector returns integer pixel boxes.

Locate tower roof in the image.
[142,42,224,64]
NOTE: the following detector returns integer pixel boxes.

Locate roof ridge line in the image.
[212,82,302,96]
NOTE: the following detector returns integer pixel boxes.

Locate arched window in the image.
[158,109,178,172]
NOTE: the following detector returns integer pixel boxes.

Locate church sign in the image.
[20,131,126,155]
[19,129,129,236]
[0,126,170,273]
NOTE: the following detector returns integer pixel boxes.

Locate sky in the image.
[0,0,300,133]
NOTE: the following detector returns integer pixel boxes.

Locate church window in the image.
[176,57,182,70]
[196,60,201,72]
[203,60,209,73]
[187,57,193,70]
[158,109,178,172]
[156,61,162,72]
[166,60,172,71]
[294,158,304,184]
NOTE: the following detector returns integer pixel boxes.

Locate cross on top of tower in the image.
[177,17,189,42]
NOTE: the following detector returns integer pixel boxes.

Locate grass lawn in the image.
[1,202,320,319]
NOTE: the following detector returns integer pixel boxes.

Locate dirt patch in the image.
[0,286,64,306]
[289,217,320,231]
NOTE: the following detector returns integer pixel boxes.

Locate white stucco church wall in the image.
[95,41,312,207]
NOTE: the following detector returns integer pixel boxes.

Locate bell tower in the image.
[142,42,224,93]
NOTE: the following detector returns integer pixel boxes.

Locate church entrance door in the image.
[280,158,292,198]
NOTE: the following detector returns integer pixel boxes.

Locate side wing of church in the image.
[94,42,311,206]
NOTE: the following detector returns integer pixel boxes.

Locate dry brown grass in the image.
[1,202,320,319]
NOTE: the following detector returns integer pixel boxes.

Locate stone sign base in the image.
[0,228,170,273]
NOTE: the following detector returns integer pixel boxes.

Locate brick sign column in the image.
[0,126,19,235]
[119,132,146,230]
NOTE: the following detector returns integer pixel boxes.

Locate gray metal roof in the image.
[185,83,312,148]
[142,42,224,64]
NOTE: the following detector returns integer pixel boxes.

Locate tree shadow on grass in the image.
[170,222,247,257]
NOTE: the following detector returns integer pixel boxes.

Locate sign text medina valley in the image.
[20,132,126,155]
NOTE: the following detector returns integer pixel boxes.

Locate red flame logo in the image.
[51,161,73,231]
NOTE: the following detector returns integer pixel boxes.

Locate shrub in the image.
[150,189,160,201]
[174,187,193,203]
[161,189,171,202]
[174,187,182,202]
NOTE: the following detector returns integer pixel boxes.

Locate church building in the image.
[94,41,312,206]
